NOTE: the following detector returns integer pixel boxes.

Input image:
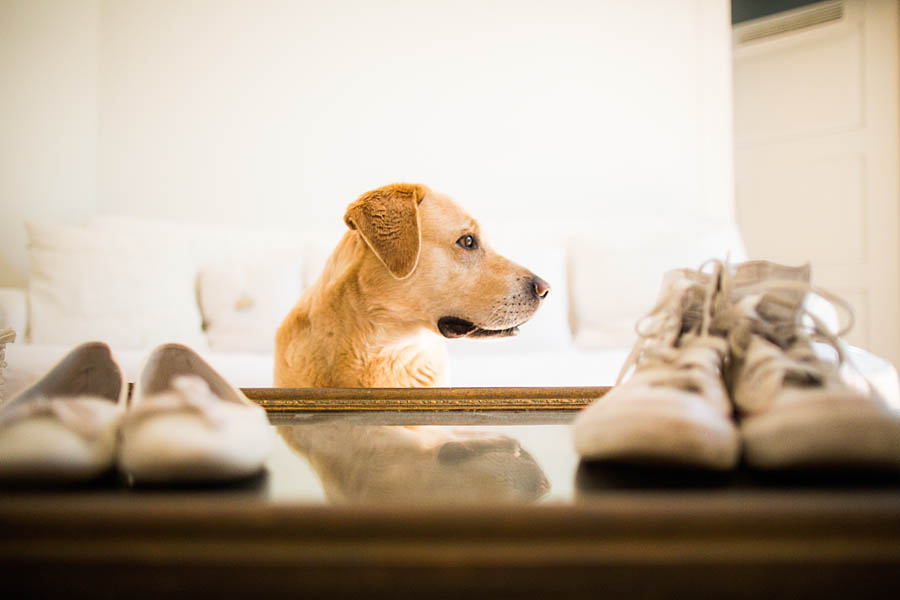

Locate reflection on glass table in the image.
[264,412,900,505]
[275,424,552,504]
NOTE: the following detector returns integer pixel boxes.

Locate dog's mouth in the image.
[437,317,520,339]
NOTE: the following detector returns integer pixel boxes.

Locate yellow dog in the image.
[275,183,550,388]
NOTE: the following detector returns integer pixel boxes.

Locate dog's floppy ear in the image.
[344,183,428,279]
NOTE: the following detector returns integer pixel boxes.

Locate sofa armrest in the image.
[0,287,27,337]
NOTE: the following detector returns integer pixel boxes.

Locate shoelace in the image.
[717,278,872,413]
[717,280,854,390]
[616,259,861,397]
[617,259,729,385]
[126,375,228,428]
[0,395,121,439]
[722,280,853,355]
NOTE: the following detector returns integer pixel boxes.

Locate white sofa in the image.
[0,214,810,399]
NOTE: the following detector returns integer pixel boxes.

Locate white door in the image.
[733,0,900,366]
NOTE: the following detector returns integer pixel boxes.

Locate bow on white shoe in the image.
[124,375,230,429]
[118,343,274,484]
[0,341,126,482]
[0,395,122,439]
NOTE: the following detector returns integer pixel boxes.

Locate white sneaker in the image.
[118,343,274,483]
[0,341,125,482]
[573,263,740,470]
[724,261,900,470]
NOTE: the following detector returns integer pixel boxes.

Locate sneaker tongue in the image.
[756,293,799,323]
[645,268,714,342]
[731,260,811,316]
[732,260,810,287]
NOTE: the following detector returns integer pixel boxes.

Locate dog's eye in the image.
[457,234,478,250]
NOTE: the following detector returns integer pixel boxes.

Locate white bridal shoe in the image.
[0,341,126,482]
[118,343,273,483]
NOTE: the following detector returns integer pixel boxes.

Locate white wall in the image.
[2,0,734,282]
[0,0,99,286]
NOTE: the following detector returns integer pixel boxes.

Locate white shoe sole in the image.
[573,388,740,470]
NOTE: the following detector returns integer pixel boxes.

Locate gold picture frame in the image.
[243,386,609,411]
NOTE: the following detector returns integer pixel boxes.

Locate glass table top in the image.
[4,395,900,599]
[6,408,900,504]
[4,410,900,600]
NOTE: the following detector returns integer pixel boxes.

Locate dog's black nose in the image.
[531,276,551,300]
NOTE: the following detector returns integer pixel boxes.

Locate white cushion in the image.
[88,215,306,271]
[449,347,630,387]
[89,216,313,353]
[27,222,207,350]
[198,252,304,353]
[568,221,746,350]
